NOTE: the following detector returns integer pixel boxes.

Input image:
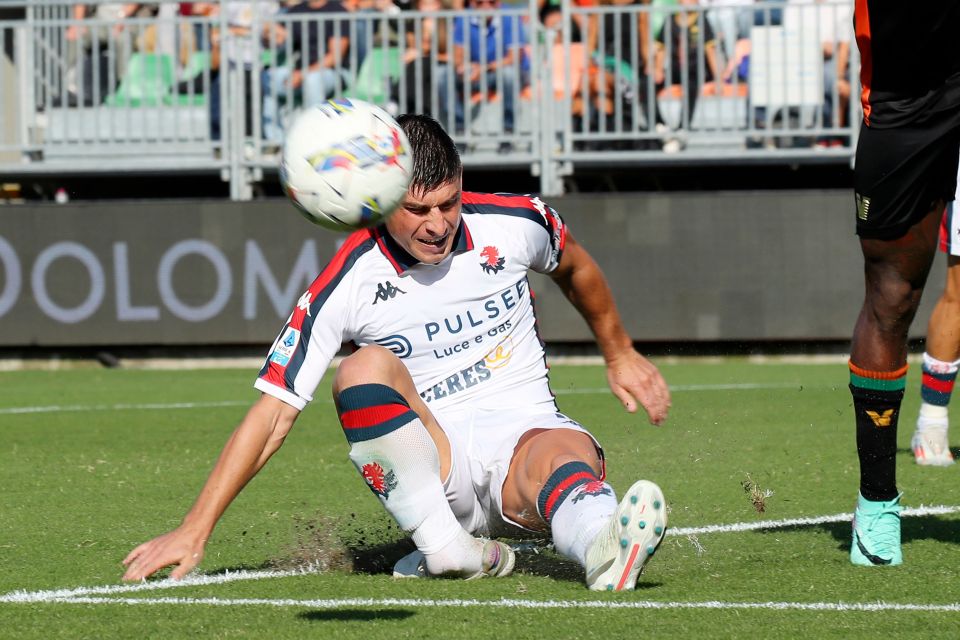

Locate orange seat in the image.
[657,84,685,99]
[471,90,499,105]
[658,82,749,99]
[701,81,748,97]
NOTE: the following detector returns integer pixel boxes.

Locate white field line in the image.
[555,382,806,395]
[0,383,810,416]
[12,595,960,613]
[0,567,321,603]
[667,504,960,537]
[0,400,250,415]
[3,505,958,607]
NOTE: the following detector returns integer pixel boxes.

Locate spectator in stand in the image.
[438,0,530,150]
[700,0,742,71]
[262,0,352,143]
[179,2,217,53]
[207,1,282,141]
[538,0,593,44]
[721,0,784,84]
[653,0,718,151]
[395,0,451,116]
[586,0,655,146]
[794,0,853,146]
[65,3,156,105]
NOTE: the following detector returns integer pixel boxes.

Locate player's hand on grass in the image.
[121,528,206,582]
[606,350,670,425]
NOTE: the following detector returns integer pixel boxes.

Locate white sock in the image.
[550,482,618,567]
[918,352,959,428]
[338,384,481,575]
[919,402,948,424]
[417,527,484,576]
[921,352,960,375]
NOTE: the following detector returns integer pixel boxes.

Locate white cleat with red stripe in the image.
[911,423,955,466]
[585,480,667,591]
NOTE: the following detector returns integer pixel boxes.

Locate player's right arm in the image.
[121,394,300,581]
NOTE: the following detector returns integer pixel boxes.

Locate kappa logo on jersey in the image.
[373,280,406,304]
[374,334,413,358]
[530,196,549,221]
[360,461,398,499]
[866,408,895,428]
[296,291,313,316]
[269,327,301,366]
[529,196,564,262]
[480,246,506,274]
[571,480,612,503]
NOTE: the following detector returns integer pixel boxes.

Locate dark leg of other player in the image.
[850,202,942,499]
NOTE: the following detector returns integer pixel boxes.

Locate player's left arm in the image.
[549,231,670,425]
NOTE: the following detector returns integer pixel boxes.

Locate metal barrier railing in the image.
[0,0,857,199]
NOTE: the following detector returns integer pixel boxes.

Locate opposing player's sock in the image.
[913,353,957,466]
[849,361,906,502]
[537,461,617,566]
[336,383,487,577]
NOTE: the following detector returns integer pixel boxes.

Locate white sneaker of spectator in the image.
[662,137,683,153]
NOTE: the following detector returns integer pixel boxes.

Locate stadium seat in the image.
[174,50,211,106]
[183,50,211,79]
[344,47,402,106]
[701,81,749,98]
[105,53,176,107]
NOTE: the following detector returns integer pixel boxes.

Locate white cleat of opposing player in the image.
[911,422,955,466]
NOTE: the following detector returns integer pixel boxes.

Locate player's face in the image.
[386,179,463,264]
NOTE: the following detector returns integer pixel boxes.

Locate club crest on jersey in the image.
[361,462,398,498]
[571,480,611,503]
[480,246,506,274]
[373,280,406,304]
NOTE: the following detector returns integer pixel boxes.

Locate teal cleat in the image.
[850,493,903,566]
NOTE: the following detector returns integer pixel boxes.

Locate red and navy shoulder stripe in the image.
[259,229,378,388]
[461,192,562,236]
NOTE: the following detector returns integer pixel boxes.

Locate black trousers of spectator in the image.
[210,66,255,142]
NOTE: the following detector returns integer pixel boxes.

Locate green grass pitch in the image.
[1,360,959,638]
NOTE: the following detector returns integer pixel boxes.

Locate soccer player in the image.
[122,114,670,590]
[847,2,960,566]
[912,186,960,468]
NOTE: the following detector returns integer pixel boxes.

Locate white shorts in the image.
[432,404,603,536]
[938,158,960,255]
[941,201,960,256]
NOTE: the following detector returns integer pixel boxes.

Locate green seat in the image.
[183,50,211,78]
[344,47,402,106]
[174,50,211,106]
[105,53,176,107]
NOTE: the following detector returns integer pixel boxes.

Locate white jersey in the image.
[255,192,567,413]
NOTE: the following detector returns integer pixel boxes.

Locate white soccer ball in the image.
[280,99,413,232]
